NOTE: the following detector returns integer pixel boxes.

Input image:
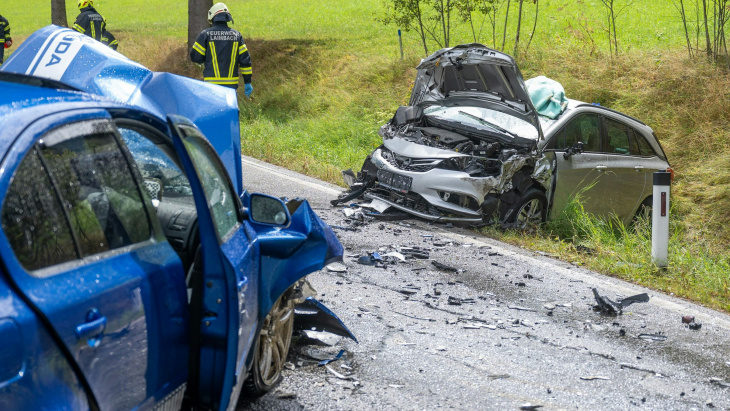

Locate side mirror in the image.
[250,193,291,227]
[563,141,585,160]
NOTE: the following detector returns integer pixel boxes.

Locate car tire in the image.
[633,197,652,226]
[242,289,295,397]
[503,188,547,228]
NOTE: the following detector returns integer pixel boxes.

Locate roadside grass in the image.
[5,1,730,310]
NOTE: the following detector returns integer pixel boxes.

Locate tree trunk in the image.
[51,0,68,27]
[188,0,213,50]
[514,0,523,56]
[703,0,712,60]
[679,0,693,58]
[502,0,511,51]
[525,0,538,55]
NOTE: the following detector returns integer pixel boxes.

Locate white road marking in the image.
[241,158,342,195]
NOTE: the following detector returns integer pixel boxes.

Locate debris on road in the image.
[638,333,667,342]
[580,376,611,381]
[318,349,346,366]
[448,296,476,305]
[358,252,382,266]
[619,363,665,377]
[520,404,543,410]
[709,378,730,388]
[592,288,649,315]
[432,261,459,272]
[682,315,703,330]
[508,305,536,312]
[276,391,297,399]
[325,364,354,380]
[326,263,348,273]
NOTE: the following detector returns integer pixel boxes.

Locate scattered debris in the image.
[388,384,406,388]
[398,289,418,296]
[520,404,543,410]
[276,391,297,399]
[357,252,382,266]
[360,198,391,213]
[638,333,667,342]
[508,305,536,312]
[592,288,649,315]
[448,296,476,305]
[326,263,348,273]
[580,376,611,381]
[709,378,730,388]
[393,311,434,322]
[487,374,510,380]
[318,349,345,366]
[575,244,595,255]
[382,252,406,262]
[706,400,715,408]
[619,363,665,377]
[682,315,703,330]
[431,261,459,272]
[325,364,353,380]
[284,362,295,370]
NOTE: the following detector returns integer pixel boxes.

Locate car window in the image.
[604,118,635,154]
[40,131,151,255]
[178,126,239,239]
[547,114,600,152]
[634,130,657,157]
[118,128,193,198]
[1,149,78,272]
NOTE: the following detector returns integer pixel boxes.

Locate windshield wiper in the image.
[457,110,520,139]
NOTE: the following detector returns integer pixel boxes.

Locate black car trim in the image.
[574,103,646,126]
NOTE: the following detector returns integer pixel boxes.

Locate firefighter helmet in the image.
[207,3,230,23]
[77,0,93,9]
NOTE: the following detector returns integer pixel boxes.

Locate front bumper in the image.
[368,148,501,221]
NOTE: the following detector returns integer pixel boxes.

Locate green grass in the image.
[5,0,730,311]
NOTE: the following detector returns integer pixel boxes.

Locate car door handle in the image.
[596,165,608,170]
[634,166,645,170]
[76,313,107,339]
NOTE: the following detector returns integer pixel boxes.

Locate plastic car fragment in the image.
[293,297,358,343]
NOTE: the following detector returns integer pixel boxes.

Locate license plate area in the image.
[377,169,412,193]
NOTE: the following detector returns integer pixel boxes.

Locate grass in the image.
[4,0,730,311]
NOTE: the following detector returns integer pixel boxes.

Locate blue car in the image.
[0,26,349,410]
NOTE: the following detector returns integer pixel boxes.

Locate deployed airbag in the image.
[525,76,567,119]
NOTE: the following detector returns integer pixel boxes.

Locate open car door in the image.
[167,116,254,411]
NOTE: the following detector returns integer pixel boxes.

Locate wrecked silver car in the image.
[334,44,671,226]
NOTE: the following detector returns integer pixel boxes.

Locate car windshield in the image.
[423,105,540,140]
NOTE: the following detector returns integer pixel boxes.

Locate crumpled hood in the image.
[1,25,244,195]
[409,43,543,141]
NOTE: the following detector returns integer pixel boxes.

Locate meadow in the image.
[5,0,730,311]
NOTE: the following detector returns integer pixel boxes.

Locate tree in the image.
[377,0,432,54]
[51,0,68,27]
[597,0,634,58]
[188,0,212,50]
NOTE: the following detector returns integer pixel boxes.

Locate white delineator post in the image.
[652,171,671,268]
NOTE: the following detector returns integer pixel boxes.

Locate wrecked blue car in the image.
[0,26,351,410]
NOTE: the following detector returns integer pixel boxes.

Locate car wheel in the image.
[243,290,295,396]
[633,197,652,226]
[504,188,547,228]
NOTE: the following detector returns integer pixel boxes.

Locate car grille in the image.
[381,149,441,173]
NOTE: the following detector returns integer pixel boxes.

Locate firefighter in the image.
[190,3,253,97]
[72,0,105,42]
[101,29,118,51]
[101,19,118,51]
[0,14,11,65]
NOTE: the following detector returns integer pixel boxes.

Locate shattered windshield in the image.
[424,106,540,140]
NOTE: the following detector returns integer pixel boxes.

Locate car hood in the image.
[1,25,244,195]
[409,43,543,142]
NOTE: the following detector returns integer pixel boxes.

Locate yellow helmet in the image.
[207,3,230,23]
[78,0,93,9]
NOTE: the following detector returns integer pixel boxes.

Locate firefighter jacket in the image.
[101,30,118,51]
[190,22,252,89]
[0,15,9,64]
[73,7,105,41]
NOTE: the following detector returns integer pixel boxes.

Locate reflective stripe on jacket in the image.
[189,22,252,89]
[0,15,9,64]
[101,30,118,50]
[73,7,105,41]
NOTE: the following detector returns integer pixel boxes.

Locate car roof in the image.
[0,76,134,160]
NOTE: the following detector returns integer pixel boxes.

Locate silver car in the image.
[335,44,671,226]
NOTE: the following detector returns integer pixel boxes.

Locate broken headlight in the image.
[436,156,501,177]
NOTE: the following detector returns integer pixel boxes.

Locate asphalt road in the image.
[238,156,730,410]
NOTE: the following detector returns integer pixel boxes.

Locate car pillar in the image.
[652,171,671,268]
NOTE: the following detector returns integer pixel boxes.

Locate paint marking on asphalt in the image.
[241,158,342,196]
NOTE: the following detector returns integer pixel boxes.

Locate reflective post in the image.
[398,29,403,60]
[652,171,671,268]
